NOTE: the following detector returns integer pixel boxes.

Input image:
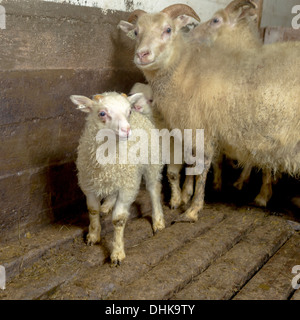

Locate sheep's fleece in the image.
[76,93,162,199]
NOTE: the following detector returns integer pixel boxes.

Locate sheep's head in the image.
[70,92,143,140]
[191,0,258,44]
[129,83,153,116]
[118,4,200,71]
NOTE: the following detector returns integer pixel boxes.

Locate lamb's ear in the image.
[118,20,135,33]
[127,93,145,105]
[70,95,93,113]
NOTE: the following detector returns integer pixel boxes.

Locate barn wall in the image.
[41,0,300,27]
[261,0,300,28]
[0,0,144,242]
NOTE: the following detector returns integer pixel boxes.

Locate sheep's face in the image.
[119,13,195,71]
[191,11,229,44]
[70,92,144,140]
[133,13,180,69]
[191,0,258,44]
[129,83,153,116]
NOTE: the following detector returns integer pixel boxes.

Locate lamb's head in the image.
[191,0,258,44]
[129,83,153,117]
[118,4,200,71]
[70,92,143,140]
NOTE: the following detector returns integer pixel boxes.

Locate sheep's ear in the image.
[174,15,195,31]
[118,20,135,33]
[127,93,145,105]
[70,95,93,113]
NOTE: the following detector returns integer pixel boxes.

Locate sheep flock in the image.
[71,0,300,265]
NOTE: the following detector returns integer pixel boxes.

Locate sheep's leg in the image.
[176,154,212,223]
[167,163,183,209]
[144,170,165,233]
[254,169,273,207]
[233,163,252,190]
[111,190,137,266]
[86,192,101,245]
[212,152,223,191]
[181,174,194,205]
[101,194,117,216]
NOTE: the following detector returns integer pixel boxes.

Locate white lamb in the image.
[129,82,195,209]
[70,92,165,266]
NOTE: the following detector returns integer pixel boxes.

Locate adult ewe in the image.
[118,4,300,222]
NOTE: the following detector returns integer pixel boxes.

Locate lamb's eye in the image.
[134,30,138,36]
[166,27,171,33]
[213,18,220,24]
[99,111,106,117]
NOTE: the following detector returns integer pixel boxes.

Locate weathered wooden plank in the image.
[172,217,294,300]
[0,0,135,71]
[108,211,263,300]
[264,27,300,44]
[49,209,226,300]
[233,233,299,300]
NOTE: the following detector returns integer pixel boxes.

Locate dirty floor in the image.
[1,182,300,300]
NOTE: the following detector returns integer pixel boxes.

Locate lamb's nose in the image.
[121,126,131,135]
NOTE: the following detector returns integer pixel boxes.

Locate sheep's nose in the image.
[137,50,150,60]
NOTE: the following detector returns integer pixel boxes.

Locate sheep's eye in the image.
[166,27,171,34]
[99,111,106,117]
[134,30,138,36]
[212,18,220,24]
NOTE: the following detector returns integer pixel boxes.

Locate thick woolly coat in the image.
[76,109,162,199]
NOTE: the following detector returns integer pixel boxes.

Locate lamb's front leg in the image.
[111,190,136,266]
[86,192,101,245]
[181,173,194,205]
[167,163,183,209]
[145,171,165,233]
[176,154,212,223]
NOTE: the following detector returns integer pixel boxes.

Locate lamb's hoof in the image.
[173,208,198,223]
[110,260,122,268]
[169,196,182,209]
[153,219,165,235]
[86,233,100,246]
[110,251,125,267]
